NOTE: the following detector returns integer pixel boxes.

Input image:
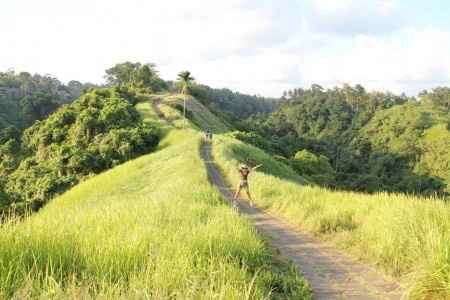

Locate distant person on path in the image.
[204,129,213,141]
[233,164,261,207]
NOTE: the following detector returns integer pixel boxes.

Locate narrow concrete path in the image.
[200,141,406,300]
[151,98,172,125]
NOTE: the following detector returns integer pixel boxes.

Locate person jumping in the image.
[233,164,261,207]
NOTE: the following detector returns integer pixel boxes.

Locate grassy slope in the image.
[148,94,450,298]
[0,100,310,299]
[211,135,450,299]
[161,93,230,133]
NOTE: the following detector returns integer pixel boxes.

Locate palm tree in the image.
[177,71,195,127]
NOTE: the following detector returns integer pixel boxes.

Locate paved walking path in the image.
[151,98,172,125]
[200,141,406,300]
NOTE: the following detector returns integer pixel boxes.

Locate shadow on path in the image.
[200,140,406,300]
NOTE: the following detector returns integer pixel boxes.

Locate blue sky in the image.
[1,0,450,96]
[402,0,450,27]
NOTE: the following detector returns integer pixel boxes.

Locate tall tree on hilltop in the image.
[105,62,165,92]
[177,71,195,127]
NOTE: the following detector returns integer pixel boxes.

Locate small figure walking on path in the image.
[204,129,213,141]
[233,164,261,207]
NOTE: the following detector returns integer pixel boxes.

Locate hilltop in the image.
[0,97,311,299]
[149,93,450,299]
[1,62,450,299]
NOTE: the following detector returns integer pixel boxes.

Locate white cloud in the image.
[307,0,403,35]
[297,28,450,95]
[0,0,449,97]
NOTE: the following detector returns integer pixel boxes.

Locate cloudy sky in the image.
[1,0,449,96]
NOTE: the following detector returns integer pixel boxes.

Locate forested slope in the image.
[243,85,450,196]
[0,87,159,213]
[0,71,94,132]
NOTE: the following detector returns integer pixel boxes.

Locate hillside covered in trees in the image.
[0,71,95,133]
[2,62,450,214]
[241,85,450,196]
[0,62,273,214]
[0,64,167,214]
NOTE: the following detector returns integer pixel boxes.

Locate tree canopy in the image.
[0,70,94,133]
[105,62,166,92]
[1,87,159,213]
[243,85,450,196]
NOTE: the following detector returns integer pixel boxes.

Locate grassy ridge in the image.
[0,106,310,298]
[212,135,450,299]
[162,94,230,133]
[135,101,168,131]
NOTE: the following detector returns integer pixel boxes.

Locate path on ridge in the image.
[200,141,405,300]
[151,98,172,125]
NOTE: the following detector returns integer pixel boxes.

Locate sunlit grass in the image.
[162,94,230,133]
[0,104,311,299]
[212,135,450,299]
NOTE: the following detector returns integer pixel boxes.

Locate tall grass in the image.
[0,129,310,299]
[212,135,450,299]
[135,101,167,130]
[162,94,230,133]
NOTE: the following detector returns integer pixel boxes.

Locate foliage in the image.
[0,70,94,133]
[244,84,450,195]
[420,87,450,112]
[291,150,336,187]
[176,70,195,95]
[105,62,167,92]
[417,124,450,189]
[194,85,277,120]
[2,88,159,211]
[227,131,281,155]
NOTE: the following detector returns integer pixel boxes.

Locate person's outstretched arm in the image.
[252,164,262,171]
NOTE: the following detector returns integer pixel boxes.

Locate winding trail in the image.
[151,98,172,125]
[149,98,405,299]
[200,141,406,300]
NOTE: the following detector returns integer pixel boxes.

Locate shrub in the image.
[5,88,159,209]
[291,149,336,187]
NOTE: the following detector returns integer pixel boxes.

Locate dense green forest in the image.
[2,62,449,214]
[0,63,275,214]
[240,85,450,196]
[164,77,276,121]
[0,71,95,133]
[189,85,277,120]
[0,65,164,214]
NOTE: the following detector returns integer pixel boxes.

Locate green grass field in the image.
[161,93,230,133]
[3,92,447,299]
[211,135,450,299]
[143,94,450,299]
[0,100,311,299]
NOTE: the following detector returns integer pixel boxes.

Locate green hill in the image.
[244,85,450,196]
[161,93,230,133]
[1,87,449,299]
[156,92,450,299]
[211,125,450,299]
[0,99,310,299]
